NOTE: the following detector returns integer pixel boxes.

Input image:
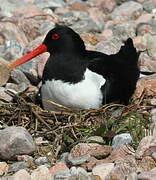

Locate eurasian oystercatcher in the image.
[7,25,140,110]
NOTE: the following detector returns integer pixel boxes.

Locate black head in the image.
[43,25,86,54]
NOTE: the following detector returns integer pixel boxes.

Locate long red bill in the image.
[6,44,47,70]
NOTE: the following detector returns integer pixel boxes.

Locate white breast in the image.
[41,69,106,110]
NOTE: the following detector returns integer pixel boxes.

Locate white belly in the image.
[41,69,106,110]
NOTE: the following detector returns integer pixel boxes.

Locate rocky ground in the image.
[1,0,156,179]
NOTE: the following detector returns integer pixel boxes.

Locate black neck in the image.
[42,53,88,84]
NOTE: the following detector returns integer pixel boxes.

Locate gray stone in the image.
[126,172,138,180]
[0,87,13,102]
[92,163,114,180]
[87,136,104,143]
[54,169,71,180]
[59,11,102,33]
[143,0,156,13]
[10,69,30,85]
[0,126,35,160]
[111,22,136,41]
[70,167,90,180]
[138,170,156,180]
[17,58,39,84]
[96,38,123,55]
[3,40,23,61]
[151,108,156,122]
[112,133,133,149]
[38,21,55,35]
[34,0,65,9]
[5,82,28,94]
[60,152,70,162]
[67,153,90,166]
[30,165,51,180]
[35,157,48,166]
[111,1,143,21]
[9,161,29,173]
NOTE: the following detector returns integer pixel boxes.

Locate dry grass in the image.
[0,89,153,162]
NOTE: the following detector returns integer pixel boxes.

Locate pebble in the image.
[92,163,114,180]
[12,169,31,180]
[112,133,133,150]
[136,136,156,158]
[30,165,52,180]
[35,157,48,166]
[50,162,69,176]
[10,69,30,86]
[111,1,143,21]
[70,143,112,159]
[151,108,156,122]
[0,87,13,102]
[9,161,29,173]
[67,153,90,166]
[87,136,104,143]
[0,126,35,160]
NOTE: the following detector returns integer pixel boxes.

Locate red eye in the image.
[52,33,60,40]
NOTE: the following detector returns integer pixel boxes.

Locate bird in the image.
[7,25,140,110]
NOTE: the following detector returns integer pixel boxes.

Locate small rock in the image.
[70,143,112,159]
[0,126,35,160]
[59,11,101,33]
[9,161,29,173]
[70,166,90,180]
[3,40,23,61]
[60,152,69,162]
[92,163,114,180]
[31,165,52,180]
[143,0,156,13]
[91,0,117,13]
[68,153,90,166]
[34,137,49,145]
[134,76,156,99]
[0,87,13,102]
[136,136,156,158]
[138,156,156,172]
[50,162,69,176]
[111,22,136,41]
[111,1,143,21]
[151,108,156,122]
[96,38,123,55]
[5,82,28,94]
[0,58,10,86]
[112,133,133,150]
[54,169,71,180]
[10,69,30,86]
[38,21,55,35]
[13,169,30,180]
[138,168,156,180]
[16,155,33,162]
[34,0,65,9]
[35,157,48,166]
[146,34,156,61]
[151,152,156,161]
[126,172,138,180]
[104,144,135,163]
[106,156,138,180]
[0,22,28,46]
[0,162,9,176]
[87,136,104,143]
[151,99,156,106]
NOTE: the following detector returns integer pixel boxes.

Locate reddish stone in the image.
[49,162,69,176]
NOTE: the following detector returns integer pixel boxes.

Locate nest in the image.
[0,89,153,161]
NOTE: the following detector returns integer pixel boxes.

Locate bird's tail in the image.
[115,38,139,66]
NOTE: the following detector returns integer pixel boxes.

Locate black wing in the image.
[87,38,140,105]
